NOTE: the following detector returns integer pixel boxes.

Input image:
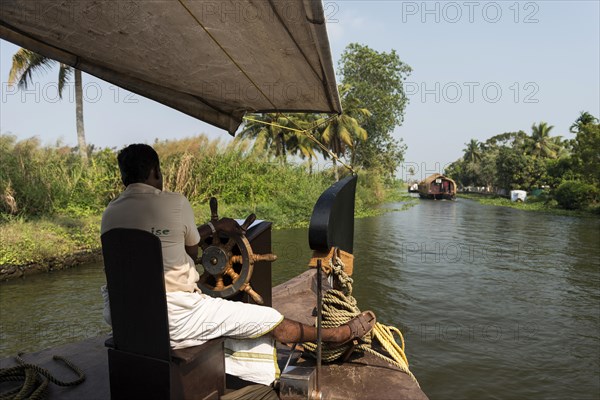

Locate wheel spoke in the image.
[215,274,224,289]
[212,233,221,245]
[226,268,240,282]
[244,284,264,305]
[225,238,235,251]
[230,255,243,264]
[252,253,277,262]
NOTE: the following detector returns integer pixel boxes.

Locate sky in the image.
[1,1,599,182]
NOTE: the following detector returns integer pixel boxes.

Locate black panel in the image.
[108,349,171,400]
[101,228,171,361]
[308,175,357,253]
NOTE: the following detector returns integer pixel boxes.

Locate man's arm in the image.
[197,223,213,241]
[185,243,199,261]
[186,218,245,261]
[185,224,212,261]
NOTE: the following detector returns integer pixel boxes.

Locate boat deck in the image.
[1,335,426,400]
[1,269,427,400]
[1,336,109,400]
[272,269,428,400]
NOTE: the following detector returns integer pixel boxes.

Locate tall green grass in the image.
[0,135,121,217]
[1,134,403,267]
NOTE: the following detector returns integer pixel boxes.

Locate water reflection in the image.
[0,199,598,399]
[0,263,111,356]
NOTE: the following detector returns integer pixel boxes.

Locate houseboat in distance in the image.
[418,173,457,200]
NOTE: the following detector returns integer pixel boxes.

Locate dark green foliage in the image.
[494,147,547,190]
[1,134,396,224]
[446,113,599,212]
[554,181,599,210]
[571,123,600,185]
[0,134,405,266]
[338,43,411,175]
[545,157,580,188]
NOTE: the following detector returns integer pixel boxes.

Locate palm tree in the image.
[550,136,569,158]
[8,48,88,162]
[529,122,559,158]
[569,111,598,133]
[317,84,369,180]
[291,129,319,174]
[463,139,482,164]
[284,114,321,173]
[240,113,288,163]
[318,114,368,181]
[240,113,316,164]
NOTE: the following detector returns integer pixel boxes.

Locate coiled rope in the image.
[303,252,419,386]
[0,353,85,400]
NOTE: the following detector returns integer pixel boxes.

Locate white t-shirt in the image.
[101,183,201,292]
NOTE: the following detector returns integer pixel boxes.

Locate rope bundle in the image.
[303,252,419,386]
[0,354,85,400]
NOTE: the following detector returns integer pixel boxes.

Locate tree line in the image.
[7,43,412,183]
[238,43,411,181]
[446,112,600,210]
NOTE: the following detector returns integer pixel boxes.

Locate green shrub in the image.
[0,135,121,217]
[0,133,410,267]
[554,181,599,210]
[1,133,400,228]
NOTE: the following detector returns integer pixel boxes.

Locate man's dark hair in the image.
[117,144,160,186]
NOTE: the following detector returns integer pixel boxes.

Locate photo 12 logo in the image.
[404,81,540,104]
[194,1,339,24]
[400,1,540,24]
[30,1,141,24]
[401,162,453,182]
[1,82,140,104]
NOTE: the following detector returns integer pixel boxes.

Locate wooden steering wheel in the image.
[197,197,277,304]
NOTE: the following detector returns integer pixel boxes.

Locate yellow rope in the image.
[303,251,419,386]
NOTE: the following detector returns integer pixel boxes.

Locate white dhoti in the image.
[102,287,283,385]
[167,292,284,386]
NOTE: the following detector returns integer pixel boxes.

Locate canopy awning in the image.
[0,0,342,134]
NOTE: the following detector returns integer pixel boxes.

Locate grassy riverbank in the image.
[0,134,408,277]
[458,193,600,217]
[0,186,404,277]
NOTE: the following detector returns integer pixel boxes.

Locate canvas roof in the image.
[0,0,342,135]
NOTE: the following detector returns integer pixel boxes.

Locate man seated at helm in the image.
[101,144,376,386]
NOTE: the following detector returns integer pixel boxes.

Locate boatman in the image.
[100,144,376,390]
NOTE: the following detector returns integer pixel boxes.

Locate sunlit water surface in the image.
[1,199,599,399]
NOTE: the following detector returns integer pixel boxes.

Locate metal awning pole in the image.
[313,259,323,399]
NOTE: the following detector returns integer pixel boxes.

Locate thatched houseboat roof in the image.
[419,173,456,186]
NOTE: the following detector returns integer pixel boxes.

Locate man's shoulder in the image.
[159,190,184,198]
[158,190,189,203]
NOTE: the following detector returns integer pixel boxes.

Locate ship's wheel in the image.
[197,197,276,304]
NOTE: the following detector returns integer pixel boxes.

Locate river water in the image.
[1,199,599,399]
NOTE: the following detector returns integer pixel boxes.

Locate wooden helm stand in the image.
[197,197,277,304]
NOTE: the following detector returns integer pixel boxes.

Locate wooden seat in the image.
[101,228,225,400]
